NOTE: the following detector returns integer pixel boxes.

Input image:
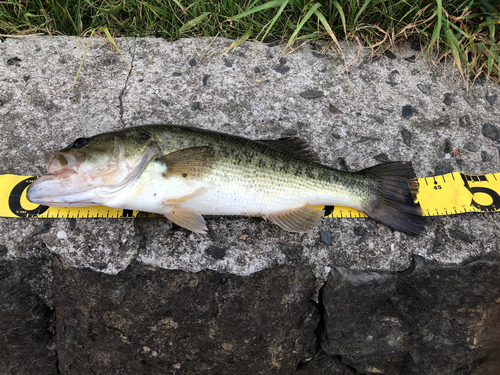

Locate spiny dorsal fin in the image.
[257,137,318,162]
[264,205,324,232]
[156,146,218,179]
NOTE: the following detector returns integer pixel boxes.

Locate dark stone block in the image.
[329,104,342,114]
[0,244,7,256]
[223,58,232,67]
[0,257,57,374]
[300,89,323,99]
[459,114,472,127]
[274,65,290,75]
[320,231,332,245]
[384,50,397,59]
[7,56,21,66]
[481,151,490,162]
[401,128,412,147]
[402,105,414,119]
[281,244,303,262]
[337,157,348,171]
[373,153,391,163]
[443,93,452,106]
[444,139,452,154]
[205,246,226,260]
[191,101,201,111]
[485,93,497,106]
[53,264,318,374]
[321,255,500,374]
[435,164,454,175]
[483,123,500,142]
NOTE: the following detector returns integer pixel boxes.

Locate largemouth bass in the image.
[27,125,425,234]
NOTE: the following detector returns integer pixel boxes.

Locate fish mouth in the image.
[27,159,98,206]
[46,150,86,174]
[27,148,153,207]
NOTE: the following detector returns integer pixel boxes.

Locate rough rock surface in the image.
[54,264,317,374]
[1,36,500,373]
[0,256,57,375]
[322,254,500,374]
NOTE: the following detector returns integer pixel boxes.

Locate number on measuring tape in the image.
[461,173,500,212]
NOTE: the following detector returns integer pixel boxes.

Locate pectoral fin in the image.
[164,207,207,233]
[162,187,207,206]
[264,205,324,232]
[156,146,217,179]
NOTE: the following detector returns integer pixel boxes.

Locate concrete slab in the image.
[1,36,500,282]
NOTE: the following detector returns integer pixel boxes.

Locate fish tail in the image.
[359,162,425,235]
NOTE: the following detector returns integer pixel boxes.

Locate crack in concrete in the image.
[118,38,137,128]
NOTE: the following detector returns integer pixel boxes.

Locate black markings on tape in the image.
[8,176,49,218]
[323,206,335,217]
[461,173,500,212]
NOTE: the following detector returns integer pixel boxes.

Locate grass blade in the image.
[179,12,211,34]
[223,26,253,54]
[171,0,186,14]
[315,9,341,51]
[426,0,443,55]
[96,0,123,15]
[283,2,321,52]
[142,2,172,18]
[353,0,371,26]
[230,0,284,20]
[73,29,94,89]
[332,0,347,37]
[255,0,290,48]
[443,23,464,76]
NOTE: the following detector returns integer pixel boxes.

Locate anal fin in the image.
[264,205,324,233]
[164,207,207,233]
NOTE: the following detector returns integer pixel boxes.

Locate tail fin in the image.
[359,162,425,235]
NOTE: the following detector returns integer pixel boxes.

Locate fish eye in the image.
[73,138,88,149]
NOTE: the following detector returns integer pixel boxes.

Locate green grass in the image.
[1,0,499,81]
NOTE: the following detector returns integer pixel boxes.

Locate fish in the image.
[27,125,425,234]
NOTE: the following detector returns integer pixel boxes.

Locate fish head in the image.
[27,129,156,206]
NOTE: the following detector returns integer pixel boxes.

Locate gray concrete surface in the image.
[1,36,500,282]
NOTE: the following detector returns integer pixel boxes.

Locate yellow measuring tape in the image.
[1,173,500,219]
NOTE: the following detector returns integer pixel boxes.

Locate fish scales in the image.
[27,124,425,234]
[146,125,370,213]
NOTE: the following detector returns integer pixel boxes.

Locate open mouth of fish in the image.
[27,151,97,206]
[27,148,153,206]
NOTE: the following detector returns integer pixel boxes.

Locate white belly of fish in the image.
[103,162,319,216]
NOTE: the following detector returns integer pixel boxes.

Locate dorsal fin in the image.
[257,137,318,162]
